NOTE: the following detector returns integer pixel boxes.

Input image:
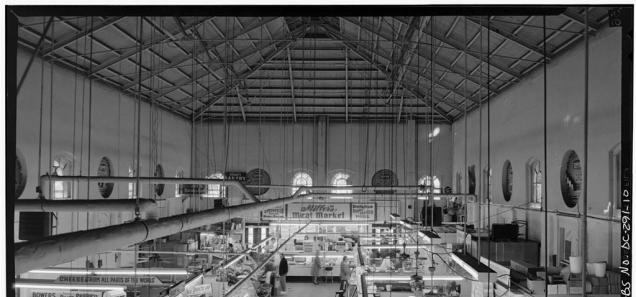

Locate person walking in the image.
[279,253,289,294]
[339,256,351,283]
[311,250,321,285]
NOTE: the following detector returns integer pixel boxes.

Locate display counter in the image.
[167,236,277,297]
[283,251,354,278]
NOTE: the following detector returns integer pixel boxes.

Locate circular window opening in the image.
[372,169,398,194]
[502,160,513,201]
[560,150,582,208]
[15,149,27,199]
[468,165,476,195]
[154,164,165,196]
[245,168,271,195]
[97,157,114,198]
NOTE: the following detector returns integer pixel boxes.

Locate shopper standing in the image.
[279,253,288,294]
[311,250,321,285]
[339,256,350,283]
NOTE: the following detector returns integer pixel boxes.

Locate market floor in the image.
[282,282,340,297]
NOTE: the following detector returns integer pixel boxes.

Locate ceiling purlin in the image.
[336,18,477,111]
[122,17,279,92]
[137,18,215,99]
[389,16,427,103]
[169,17,225,82]
[443,16,534,102]
[18,19,194,119]
[466,16,549,61]
[151,32,286,103]
[173,16,224,106]
[88,17,210,77]
[387,16,523,82]
[470,9,609,110]
[207,18,254,72]
[287,47,298,122]
[320,20,453,123]
[42,17,196,107]
[343,16,482,104]
[193,23,311,119]
[42,16,122,57]
[561,9,600,33]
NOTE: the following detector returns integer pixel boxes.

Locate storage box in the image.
[526,279,546,294]
[547,284,558,295]
[557,284,567,294]
[569,286,584,294]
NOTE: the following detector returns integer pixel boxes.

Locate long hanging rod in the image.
[14,194,300,274]
[37,174,259,203]
[14,199,156,214]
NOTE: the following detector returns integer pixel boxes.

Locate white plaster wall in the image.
[194,120,454,220]
[452,26,622,267]
[15,48,193,241]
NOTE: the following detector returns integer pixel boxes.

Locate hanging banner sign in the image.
[28,289,110,297]
[56,275,163,286]
[186,284,212,297]
[180,184,207,195]
[351,203,376,221]
[287,203,350,220]
[261,206,286,220]
[224,172,247,182]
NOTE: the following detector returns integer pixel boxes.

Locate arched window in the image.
[418,176,441,200]
[128,167,137,199]
[529,160,543,209]
[52,156,73,199]
[292,172,312,195]
[175,169,184,198]
[203,172,226,198]
[331,172,352,198]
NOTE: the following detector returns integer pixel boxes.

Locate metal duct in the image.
[14,199,156,213]
[38,174,259,202]
[14,194,298,274]
[14,185,473,273]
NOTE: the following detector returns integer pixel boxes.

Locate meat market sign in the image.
[276,203,375,221]
[288,203,349,220]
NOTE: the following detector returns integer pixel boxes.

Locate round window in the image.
[245,168,271,195]
[502,160,513,201]
[15,150,27,199]
[372,169,398,186]
[154,164,165,196]
[560,150,582,208]
[372,169,398,194]
[97,157,114,198]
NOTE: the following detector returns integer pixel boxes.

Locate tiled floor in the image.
[282,281,340,297]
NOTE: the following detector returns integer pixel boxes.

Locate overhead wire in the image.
[463,15,469,255]
[486,15,492,297]
[543,14,550,297]
[476,15,484,260]
[134,16,143,219]
[49,18,58,233]
[86,17,96,271]
[36,15,45,202]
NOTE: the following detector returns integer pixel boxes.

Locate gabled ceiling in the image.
[15,7,611,123]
